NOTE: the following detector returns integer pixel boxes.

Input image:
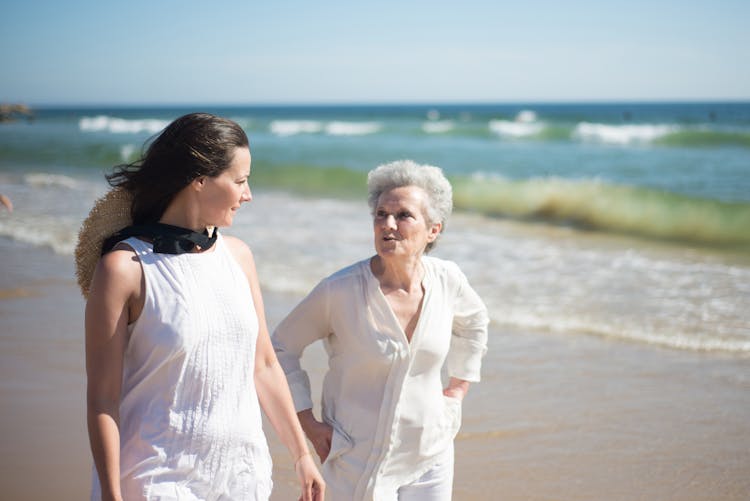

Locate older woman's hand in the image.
[297,409,334,462]
[443,377,470,401]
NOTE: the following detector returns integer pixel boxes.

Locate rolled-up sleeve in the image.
[272,280,330,412]
[446,267,489,382]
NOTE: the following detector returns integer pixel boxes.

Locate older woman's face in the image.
[373,186,441,259]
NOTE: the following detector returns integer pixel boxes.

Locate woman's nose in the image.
[383,214,397,229]
[241,185,252,203]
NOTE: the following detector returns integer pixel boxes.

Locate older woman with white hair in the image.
[272,160,489,500]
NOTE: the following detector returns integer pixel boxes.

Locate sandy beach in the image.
[1,236,748,500]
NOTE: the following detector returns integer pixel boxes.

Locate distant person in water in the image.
[0,193,12,212]
[273,160,489,500]
[79,113,324,500]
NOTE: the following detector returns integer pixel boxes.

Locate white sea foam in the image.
[489,119,544,138]
[24,173,80,189]
[573,122,678,145]
[515,110,537,123]
[515,309,747,352]
[269,120,324,136]
[324,121,381,136]
[0,172,105,256]
[269,120,380,137]
[0,215,76,255]
[79,116,170,134]
[422,120,455,134]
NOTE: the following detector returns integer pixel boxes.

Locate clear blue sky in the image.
[1,0,748,105]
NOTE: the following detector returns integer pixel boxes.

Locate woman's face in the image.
[196,147,252,228]
[373,185,441,259]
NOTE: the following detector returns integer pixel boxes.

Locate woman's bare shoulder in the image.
[91,243,142,294]
[223,234,254,261]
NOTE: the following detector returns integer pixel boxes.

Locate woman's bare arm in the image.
[85,247,142,501]
[226,237,325,501]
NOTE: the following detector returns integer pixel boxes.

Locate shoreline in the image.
[0,239,748,500]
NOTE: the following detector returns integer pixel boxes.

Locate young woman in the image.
[81,113,324,500]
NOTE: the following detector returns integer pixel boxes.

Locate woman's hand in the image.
[295,452,326,501]
[443,377,470,401]
[297,409,334,462]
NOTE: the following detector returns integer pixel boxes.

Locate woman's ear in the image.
[191,176,207,191]
[427,221,442,242]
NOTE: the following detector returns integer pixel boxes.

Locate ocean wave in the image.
[250,162,750,247]
[488,111,544,138]
[79,115,170,134]
[325,121,381,136]
[256,110,750,148]
[268,120,381,137]
[489,309,750,353]
[452,175,750,247]
[515,110,538,123]
[24,173,80,189]
[269,120,324,136]
[573,122,678,145]
[487,120,750,147]
[0,215,75,255]
[656,128,750,148]
[489,120,545,138]
[422,120,455,134]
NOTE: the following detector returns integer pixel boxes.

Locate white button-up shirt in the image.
[272,256,488,500]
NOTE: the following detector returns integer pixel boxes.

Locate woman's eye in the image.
[398,212,412,219]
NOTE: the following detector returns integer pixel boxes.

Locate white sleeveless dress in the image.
[91,234,272,500]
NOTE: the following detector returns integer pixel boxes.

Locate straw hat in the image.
[75,188,134,298]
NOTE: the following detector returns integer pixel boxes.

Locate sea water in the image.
[0,102,749,354]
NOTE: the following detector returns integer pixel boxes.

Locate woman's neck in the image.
[370,254,423,293]
[159,200,205,233]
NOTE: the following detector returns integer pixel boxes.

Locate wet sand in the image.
[1,238,749,500]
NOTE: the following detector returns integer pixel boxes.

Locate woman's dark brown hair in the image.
[107,113,249,224]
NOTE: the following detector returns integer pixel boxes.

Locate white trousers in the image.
[397,445,454,501]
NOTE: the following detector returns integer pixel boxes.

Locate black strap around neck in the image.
[101,223,218,255]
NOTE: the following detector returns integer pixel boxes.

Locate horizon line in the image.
[12,98,750,109]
